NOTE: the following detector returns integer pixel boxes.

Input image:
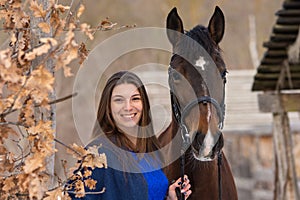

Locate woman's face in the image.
[110,83,143,130]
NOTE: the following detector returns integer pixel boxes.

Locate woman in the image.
[67,71,191,200]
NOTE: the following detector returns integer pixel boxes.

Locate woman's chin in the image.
[118,121,139,129]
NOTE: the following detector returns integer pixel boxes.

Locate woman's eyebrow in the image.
[111,94,124,98]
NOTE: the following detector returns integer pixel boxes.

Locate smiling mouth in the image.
[121,113,136,119]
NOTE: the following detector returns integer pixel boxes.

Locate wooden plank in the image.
[283,1,300,9]
[251,82,274,91]
[281,93,300,112]
[273,24,300,34]
[254,72,300,80]
[276,9,300,17]
[257,64,300,73]
[263,41,290,49]
[270,33,298,42]
[257,93,300,112]
[252,80,300,91]
[261,57,284,65]
[258,93,281,112]
[264,50,287,57]
[277,17,300,25]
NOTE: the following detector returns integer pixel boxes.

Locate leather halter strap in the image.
[180,96,224,129]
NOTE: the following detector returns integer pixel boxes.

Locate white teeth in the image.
[122,114,135,118]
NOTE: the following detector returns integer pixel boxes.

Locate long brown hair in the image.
[91,71,160,153]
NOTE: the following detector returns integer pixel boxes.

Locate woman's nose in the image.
[124,100,133,110]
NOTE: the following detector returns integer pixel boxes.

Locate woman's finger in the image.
[181,175,191,199]
[169,176,185,190]
[181,182,191,192]
[168,175,192,199]
[184,190,192,199]
[180,175,190,189]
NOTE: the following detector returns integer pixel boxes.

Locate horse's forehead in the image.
[195,56,207,71]
[170,53,224,102]
[172,45,225,78]
[170,27,226,81]
[171,53,220,76]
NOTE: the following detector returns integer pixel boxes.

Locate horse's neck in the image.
[158,117,179,146]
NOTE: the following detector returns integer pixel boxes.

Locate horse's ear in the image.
[166,7,184,47]
[208,6,225,44]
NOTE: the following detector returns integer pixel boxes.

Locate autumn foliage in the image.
[0,0,110,199]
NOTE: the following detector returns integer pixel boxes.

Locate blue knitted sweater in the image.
[131,152,169,200]
[67,136,169,200]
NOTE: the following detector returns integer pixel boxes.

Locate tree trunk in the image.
[30,0,56,186]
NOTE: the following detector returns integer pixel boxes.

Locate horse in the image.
[158,6,238,200]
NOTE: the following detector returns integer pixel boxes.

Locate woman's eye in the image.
[113,98,124,103]
[132,97,141,101]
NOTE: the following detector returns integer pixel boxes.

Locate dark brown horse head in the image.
[166,6,227,161]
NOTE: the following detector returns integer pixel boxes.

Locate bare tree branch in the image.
[54,138,82,157]
[1,93,77,117]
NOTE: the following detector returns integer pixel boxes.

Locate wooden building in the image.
[251,0,300,199]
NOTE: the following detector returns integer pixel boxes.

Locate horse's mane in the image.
[186,25,214,55]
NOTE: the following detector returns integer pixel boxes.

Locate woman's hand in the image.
[167,175,192,200]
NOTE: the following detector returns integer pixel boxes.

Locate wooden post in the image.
[273,111,299,200]
[258,92,300,200]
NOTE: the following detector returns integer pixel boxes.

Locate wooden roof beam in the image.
[257,92,300,113]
